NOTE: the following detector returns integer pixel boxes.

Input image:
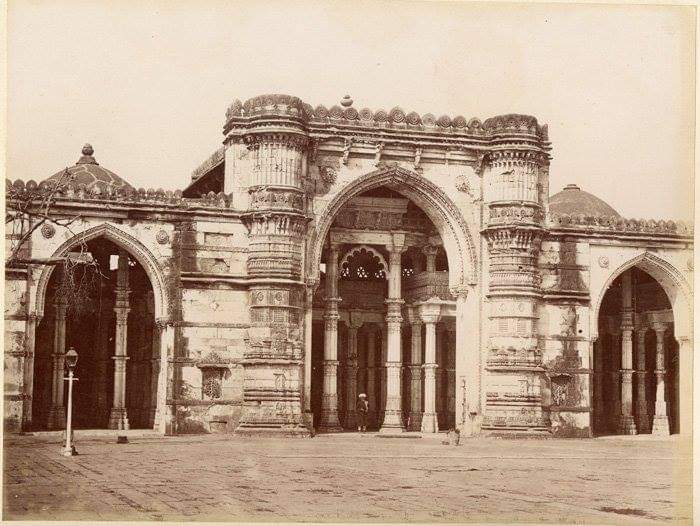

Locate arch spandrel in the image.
[308,165,478,290]
[590,250,692,341]
[33,222,170,321]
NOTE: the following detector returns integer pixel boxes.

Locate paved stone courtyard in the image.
[3,432,692,524]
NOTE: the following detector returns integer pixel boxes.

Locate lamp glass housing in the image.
[65,348,78,369]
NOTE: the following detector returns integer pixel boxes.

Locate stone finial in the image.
[77,143,98,165]
[340,95,353,107]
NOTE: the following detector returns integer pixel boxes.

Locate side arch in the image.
[308,165,478,289]
[590,251,692,340]
[33,223,170,321]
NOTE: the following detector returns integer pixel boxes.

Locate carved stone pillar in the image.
[445,323,456,429]
[420,306,441,433]
[155,319,174,434]
[344,315,362,429]
[365,325,378,428]
[380,327,388,424]
[148,319,162,427]
[47,299,67,430]
[303,285,314,420]
[407,309,423,431]
[109,250,130,430]
[652,324,670,435]
[423,245,438,274]
[436,323,446,428]
[608,329,621,433]
[619,325,637,434]
[319,245,342,432]
[634,328,650,433]
[379,237,406,433]
[22,313,41,431]
[235,98,310,436]
[482,144,549,433]
[617,274,636,434]
[593,337,605,432]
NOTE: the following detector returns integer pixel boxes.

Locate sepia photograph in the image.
[2,0,695,524]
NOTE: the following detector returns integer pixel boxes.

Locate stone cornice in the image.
[548,213,693,239]
[223,94,551,152]
[7,179,238,215]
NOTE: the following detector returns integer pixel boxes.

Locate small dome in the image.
[43,144,134,191]
[549,184,620,217]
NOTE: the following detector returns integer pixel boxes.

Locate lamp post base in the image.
[61,445,78,457]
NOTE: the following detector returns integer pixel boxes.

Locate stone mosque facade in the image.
[4,94,694,438]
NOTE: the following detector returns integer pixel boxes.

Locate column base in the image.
[47,407,66,430]
[421,412,438,433]
[108,408,130,430]
[652,415,670,436]
[378,410,404,433]
[318,411,343,433]
[618,415,637,435]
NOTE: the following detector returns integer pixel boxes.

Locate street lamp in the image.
[62,348,79,457]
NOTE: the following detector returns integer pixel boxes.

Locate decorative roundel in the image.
[329,105,344,119]
[422,113,436,126]
[437,114,452,128]
[406,111,421,125]
[344,107,359,120]
[263,94,275,106]
[374,109,388,122]
[389,107,405,123]
[26,180,38,191]
[255,291,265,303]
[468,117,482,129]
[598,256,609,268]
[40,223,55,239]
[155,229,169,245]
[314,105,329,119]
[452,115,467,128]
[275,291,283,302]
[359,108,374,121]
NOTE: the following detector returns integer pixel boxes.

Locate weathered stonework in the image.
[4,93,693,438]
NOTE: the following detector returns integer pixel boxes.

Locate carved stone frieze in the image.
[249,186,305,211]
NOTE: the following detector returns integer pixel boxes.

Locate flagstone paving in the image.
[3,432,692,524]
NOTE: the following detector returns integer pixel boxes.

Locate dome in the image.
[549,184,620,217]
[43,144,134,191]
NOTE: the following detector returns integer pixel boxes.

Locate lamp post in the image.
[62,348,78,457]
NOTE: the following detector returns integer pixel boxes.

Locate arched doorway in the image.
[592,266,682,436]
[310,183,462,433]
[32,237,158,430]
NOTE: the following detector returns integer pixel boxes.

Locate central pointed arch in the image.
[308,165,478,289]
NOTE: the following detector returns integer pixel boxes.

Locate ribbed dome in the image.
[549,184,620,217]
[43,144,134,191]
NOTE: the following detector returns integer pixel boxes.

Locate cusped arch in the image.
[34,223,169,320]
[338,245,389,279]
[309,165,478,289]
[591,251,692,340]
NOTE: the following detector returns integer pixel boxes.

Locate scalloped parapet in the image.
[224,94,548,139]
[6,178,232,209]
[549,212,693,236]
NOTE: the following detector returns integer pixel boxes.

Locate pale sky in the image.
[6,1,695,220]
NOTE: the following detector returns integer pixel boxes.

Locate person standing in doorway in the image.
[356,393,369,432]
